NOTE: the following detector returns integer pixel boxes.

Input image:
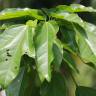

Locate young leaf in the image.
[0,21,36,87]
[40,72,67,96]
[0,8,45,20]
[76,86,96,96]
[47,4,96,21]
[49,10,84,29]
[47,4,96,31]
[34,21,59,82]
[56,4,96,13]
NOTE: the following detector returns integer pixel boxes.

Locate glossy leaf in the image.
[6,55,40,96]
[52,39,63,71]
[73,23,96,68]
[34,21,59,82]
[76,86,96,96]
[47,4,96,23]
[46,4,96,30]
[49,11,85,29]
[59,25,79,54]
[56,4,96,13]
[84,22,96,56]
[59,19,96,69]
[0,8,45,20]
[0,4,96,95]
[40,72,67,96]
[63,50,78,72]
[0,20,36,87]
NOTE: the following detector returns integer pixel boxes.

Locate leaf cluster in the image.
[0,4,96,96]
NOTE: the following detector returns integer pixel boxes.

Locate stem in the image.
[70,71,78,87]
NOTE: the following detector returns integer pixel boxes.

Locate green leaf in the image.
[26,19,38,27]
[83,22,96,56]
[40,72,67,96]
[73,23,96,69]
[56,4,96,13]
[59,19,96,69]
[52,39,63,71]
[49,10,84,29]
[59,25,79,54]
[63,50,78,72]
[48,6,87,28]
[47,4,96,20]
[0,21,36,87]
[0,24,8,30]
[34,21,59,82]
[0,8,45,20]
[76,86,96,96]
[6,55,40,96]
[6,67,30,96]
[58,19,96,69]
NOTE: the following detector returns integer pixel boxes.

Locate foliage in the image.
[0,4,96,96]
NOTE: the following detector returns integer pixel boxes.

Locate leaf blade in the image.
[0,8,45,20]
[0,21,36,87]
[76,86,96,96]
[34,21,59,82]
